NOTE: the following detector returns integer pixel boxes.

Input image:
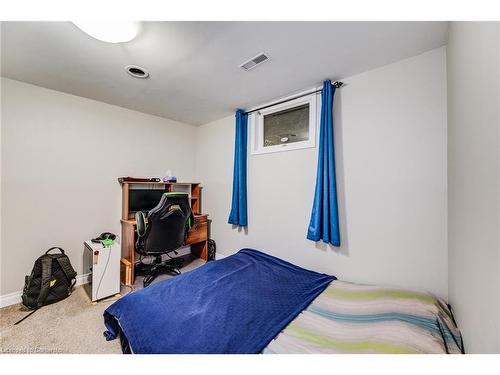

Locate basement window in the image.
[250,92,317,155]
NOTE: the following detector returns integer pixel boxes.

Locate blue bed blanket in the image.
[103,249,335,353]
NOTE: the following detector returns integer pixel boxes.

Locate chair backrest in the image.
[135,192,194,255]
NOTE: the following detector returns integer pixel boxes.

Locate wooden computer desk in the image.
[119,178,209,285]
[120,214,208,285]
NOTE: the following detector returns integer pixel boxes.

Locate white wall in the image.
[447,22,500,353]
[0,78,197,295]
[196,47,449,298]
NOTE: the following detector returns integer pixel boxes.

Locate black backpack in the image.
[20,247,77,315]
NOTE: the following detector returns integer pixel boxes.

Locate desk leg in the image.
[191,240,208,261]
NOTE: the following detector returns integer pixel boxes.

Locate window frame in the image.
[249,91,318,155]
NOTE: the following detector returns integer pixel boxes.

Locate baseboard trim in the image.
[75,272,91,287]
[0,291,22,309]
[0,273,90,308]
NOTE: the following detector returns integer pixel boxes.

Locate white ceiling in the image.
[1,22,448,125]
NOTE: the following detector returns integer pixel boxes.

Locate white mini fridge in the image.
[83,240,121,302]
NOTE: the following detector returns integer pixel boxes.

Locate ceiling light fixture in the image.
[73,21,140,43]
[125,65,149,79]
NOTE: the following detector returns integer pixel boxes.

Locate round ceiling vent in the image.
[125,65,149,79]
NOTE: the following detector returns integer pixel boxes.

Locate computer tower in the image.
[207,219,216,261]
[83,240,120,302]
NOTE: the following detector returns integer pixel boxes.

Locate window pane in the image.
[263,104,309,147]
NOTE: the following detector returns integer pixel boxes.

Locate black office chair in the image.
[135,192,194,287]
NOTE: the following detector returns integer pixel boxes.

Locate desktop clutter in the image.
[118,170,178,184]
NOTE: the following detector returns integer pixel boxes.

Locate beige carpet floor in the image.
[0,255,206,354]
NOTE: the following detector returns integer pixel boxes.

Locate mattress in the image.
[263,280,463,354]
[104,249,335,353]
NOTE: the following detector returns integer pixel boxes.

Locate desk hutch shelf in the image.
[120,180,202,220]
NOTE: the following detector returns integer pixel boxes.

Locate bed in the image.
[103,249,463,354]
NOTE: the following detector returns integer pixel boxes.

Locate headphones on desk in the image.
[91,232,116,245]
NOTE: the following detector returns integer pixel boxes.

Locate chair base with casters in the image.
[135,253,185,287]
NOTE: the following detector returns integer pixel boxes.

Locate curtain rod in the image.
[245,81,344,115]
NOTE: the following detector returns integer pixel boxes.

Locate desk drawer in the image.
[186,222,208,244]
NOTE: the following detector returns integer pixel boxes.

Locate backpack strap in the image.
[37,256,53,308]
[14,309,39,325]
[56,256,77,285]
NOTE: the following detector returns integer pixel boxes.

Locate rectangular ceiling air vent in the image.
[240,53,270,71]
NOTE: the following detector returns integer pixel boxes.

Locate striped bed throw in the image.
[263,280,463,354]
